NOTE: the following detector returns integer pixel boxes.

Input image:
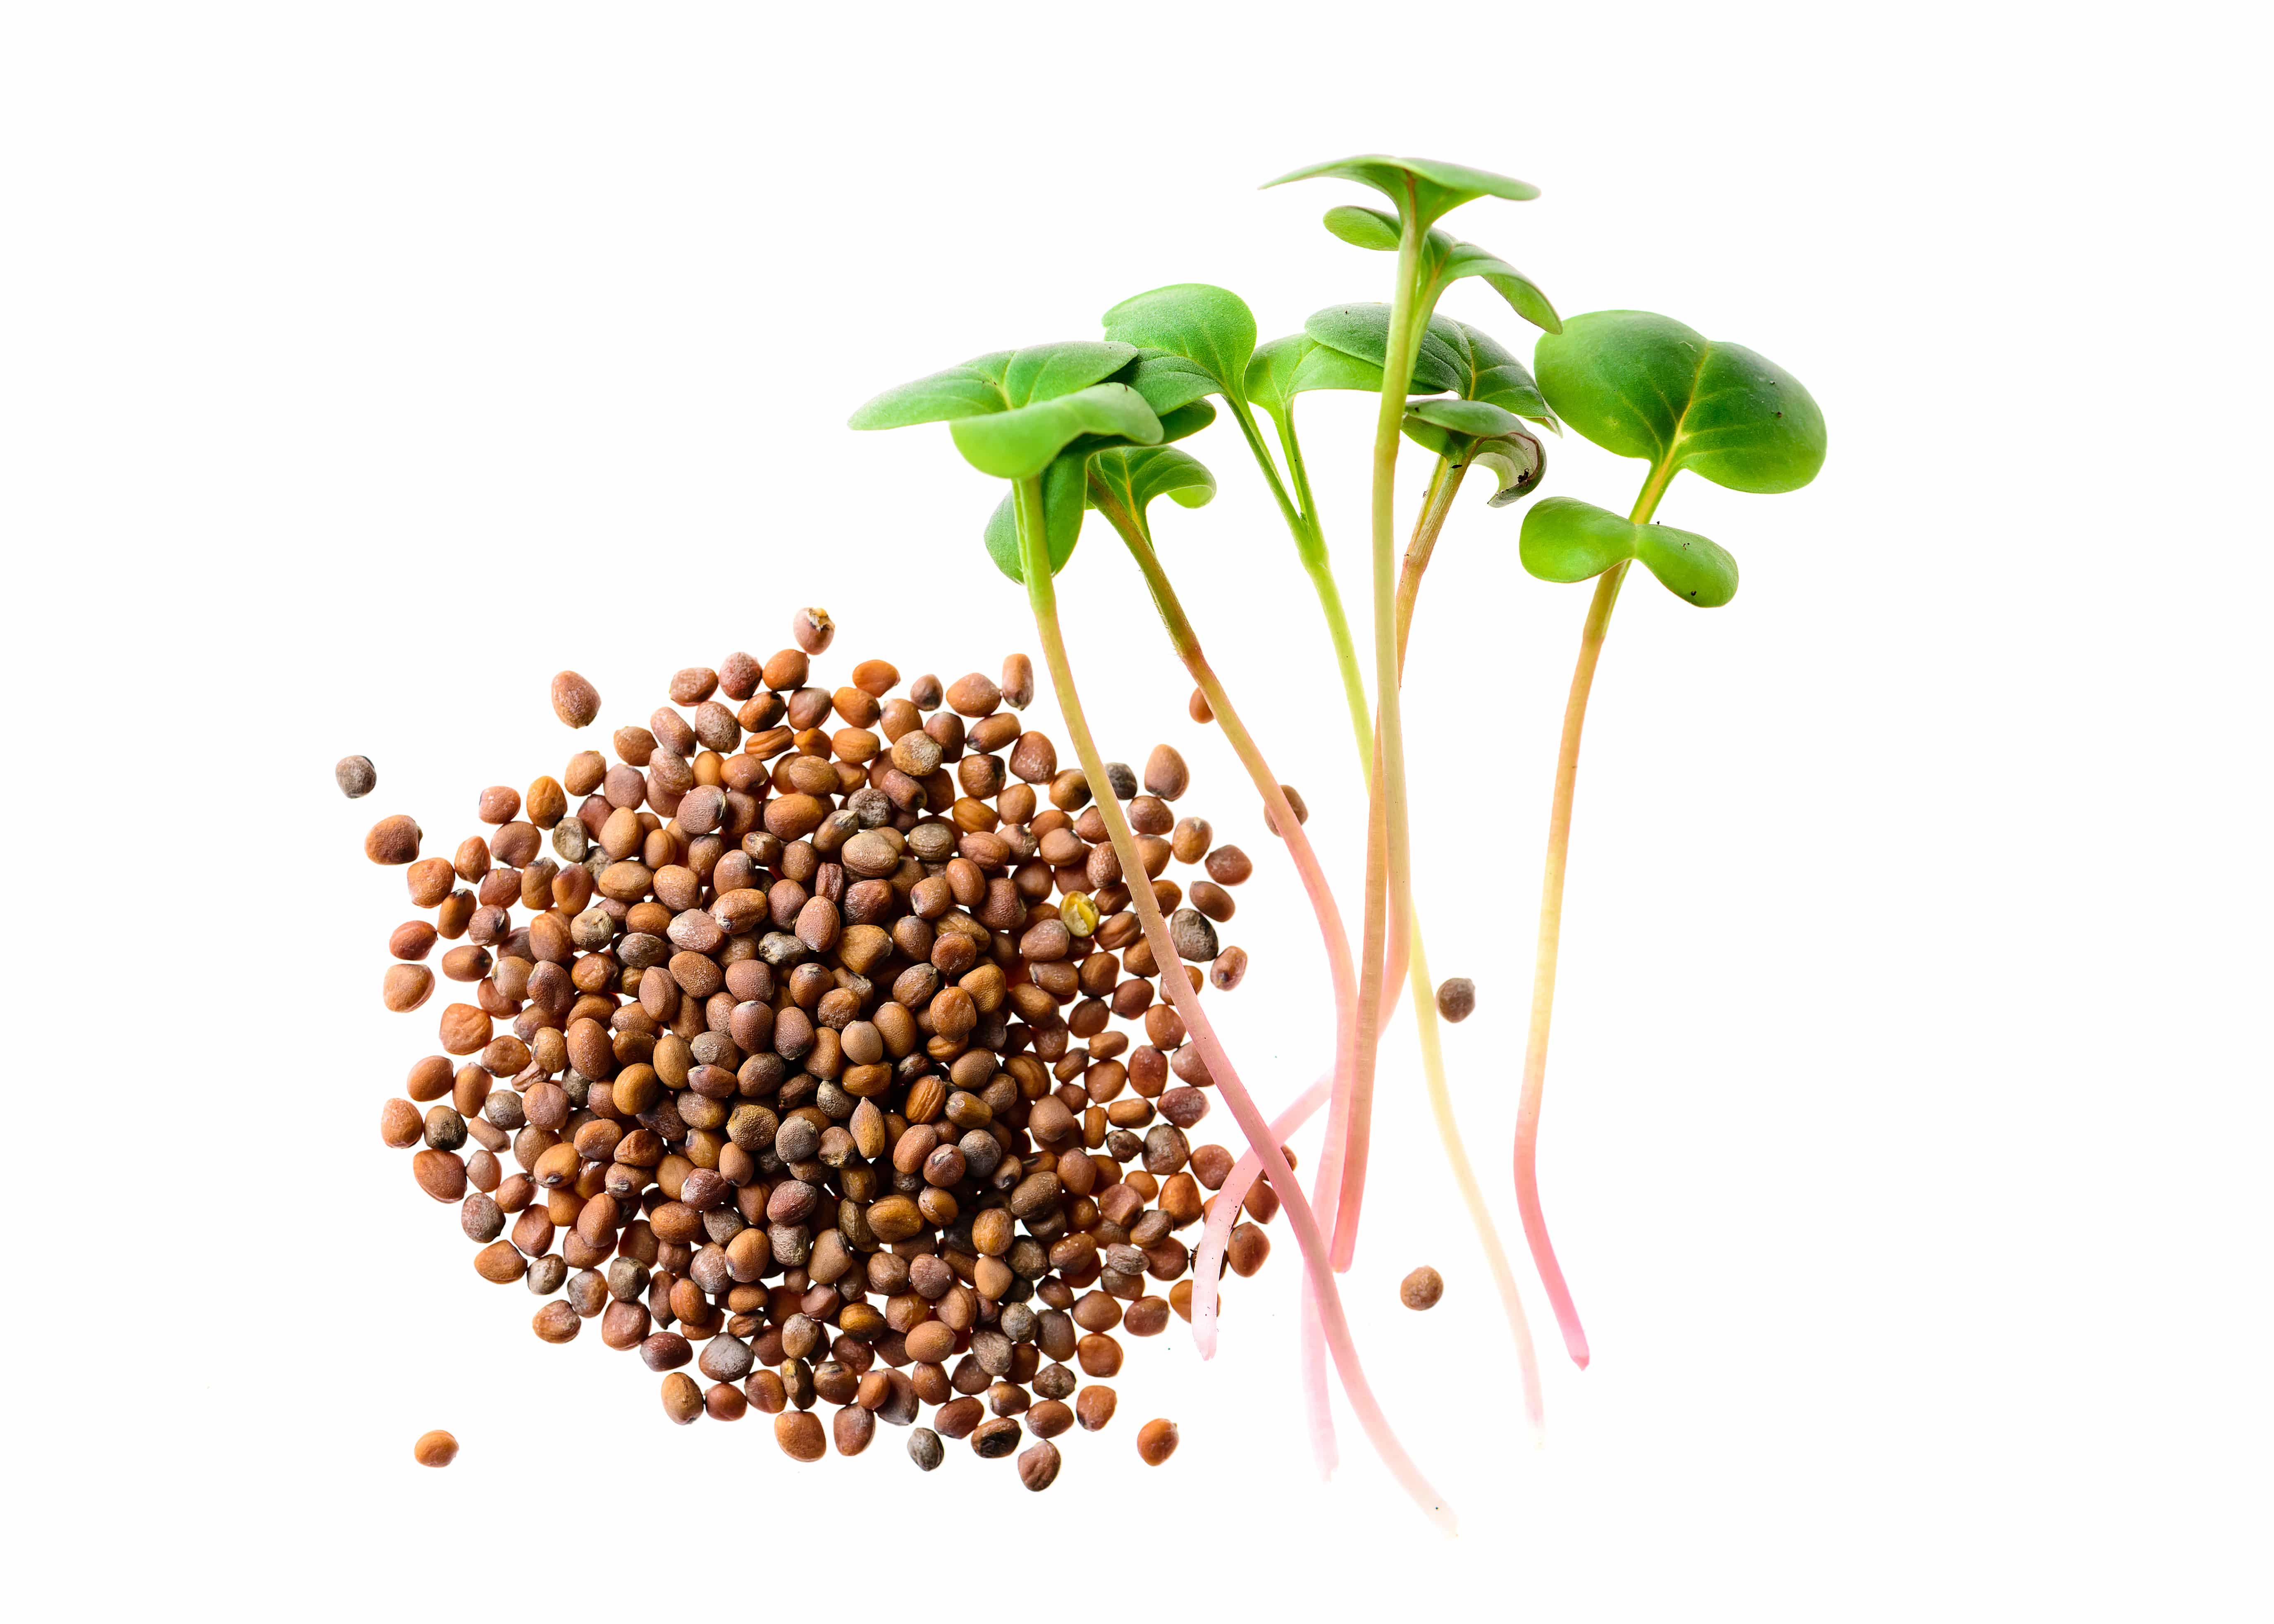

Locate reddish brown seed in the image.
[659,1372,703,1425]
[946,672,1001,717]
[411,1430,459,1467]
[833,1405,876,1457]
[1075,1385,1117,1431]
[1076,1334,1123,1377]
[1136,1417,1179,1465]
[669,666,718,704]
[531,1301,580,1343]
[792,608,835,655]
[1018,1438,1062,1490]
[1000,653,1034,709]
[1400,1266,1445,1311]
[1187,687,1212,723]
[705,1383,748,1421]
[1434,978,1476,1023]
[1227,1224,1271,1277]
[1123,1297,1170,1336]
[365,815,422,865]
[476,785,520,824]
[774,1410,826,1462]
[1142,745,1188,801]
[551,670,601,728]
[1209,947,1248,992]
[379,1098,422,1149]
[1263,785,1308,835]
[389,921,438,961]
[1191,880,1235,923]
[382,964,434,1013]
[1203,844,1252,885]
[850,659,899,698]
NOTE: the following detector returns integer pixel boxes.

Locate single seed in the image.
[1059,892,1099,938]
[792,607,835,655]
[1203,844,1252,885]
[1263,785,1308,835]
[660,1372,704,1425]
[1435,978,1476,1023]
[1400,1265,1445,1311]
[1001,653,1034,708]
[411,1430,459,1468]
[1168,908,1218,964]
[1103,761,1137,800]
[1209,947,1248,991]
[1143,744,1188,801]
[1187,687,1212,723]
[908,1426,945,1471]
[550,670,601,728]
[1075,1385,1117,1431]
[1136,1417,1180,1465]
[336,756,377,797]
[1018,1438,1062,1490]
[365,814,422,866]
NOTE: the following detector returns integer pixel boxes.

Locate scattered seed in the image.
[1018,1438,1062,1490]
[550,671,601,728]
[412,1429,459,1467]
[1262,785,1308,835]
[792,607,835,655]
[1136,1417,1179,1465]
[1001,653,1034,708]
[1400,1266,1445,1311]
[908,1426,945,1471]
[1435,978,1476,1023]
[1187,687,1212,723]
[365,815,422,865]
[336,756,377,798]
[1209,947,1248,991]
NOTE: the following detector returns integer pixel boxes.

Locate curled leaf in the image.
[1087,445,1216,531]
[849,341,1137,431]
[1314,204,1561,334]
[948,382,1161,479]
[1471,433,1545,507]
[1518,495,1737,606]
[1536,312,1826,493]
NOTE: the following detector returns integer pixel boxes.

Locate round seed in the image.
[774,1411,826,1462]
[550,670,601,728]
[1142,745,1188,801]
[1203,844,1252,885]
[1209,947,1248,991]
[1136,1417,1179,1465]
[908,1426,945,1472]
[1263,785,1309,835]
[792,607,835,654]
[660,1372,703,1425]
[411,1429,458,1467]
[1187,687,1212,723]
[1018,1438,1062,1490]
[1400,1265,1445,1311]
[336,756,377,798]
[1435,978,1476,1023]
[365,815,422,865]
[1075,1385,1117,1431]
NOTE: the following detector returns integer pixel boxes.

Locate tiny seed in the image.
[411,1429,459,1468]
[1400,1265,1445,1311]
[1187,687,1212,723]
[1103,761,1138,800]
[1018,1438,1062,1491]
[365,814,423,866]
[1059,892,1100,938]
[1262,785,1308,836]
[1136,1417,1180,1465]
[1001,653,1034,708]
[335,756,377,797]
[550,670,601,728]
[908,1426,945,1472]
[792,607,835,655]
[1435,978,1476,1023]
[1209,947,1248,992]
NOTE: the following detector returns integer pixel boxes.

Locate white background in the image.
[5,3,2267,1618]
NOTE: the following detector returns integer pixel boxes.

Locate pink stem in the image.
[1194,1072,1331,1357]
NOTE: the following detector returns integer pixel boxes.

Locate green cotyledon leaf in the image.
[1534,311,1826,493]
[1319,203,1561,334]
[1102,285,1258,405]
[982,453,1089,583]
[1243,333,1389,421]
[1086,445,1216,531]
[1519,494,1739,606]
[948,383,1161,479]
[848,340,1137,429]
[1265,153,1538,230]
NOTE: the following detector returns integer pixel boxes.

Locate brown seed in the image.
[1263,784,1309,835]
[365,814,422,865]
[946,672,1001,717]
[1187,687,1212,723]
[774,1410,827,1462]
[1227,1224,1271,1277]
[379,1098,422,1149]
[1209,947,1248,991]
[1123,1297,1170,1336]
[476,785,520,824]
[850,658,899,698]
[659,1372,704,1425]
[1203,844,1252,885]
[1168,908,1218,963]
[792,607,835,655]
[1434,978,1476,1023]
[382,964,434,1013]
[669,666,718,704]
[1075,1385,1117,1431]
[971,1416,1022,1459]
[336,756,377,798]
[531,1301,580,1343]
[1000,653,1034,708]
[1136,1417,1180,1465]
[908,1427,945,1471]
[1143,744,1189,801]
[1076,1333,1123,1377]
[1400,1265,1445,1311]
[1017,1438,1062,1490]
[550,670,601,728]
[411,1429,458,1468]
[1191,880,1235,923]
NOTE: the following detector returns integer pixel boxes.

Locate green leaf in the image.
[1301,304,1462,395]
[1471,433,1546,507]
[1438,238,1560,334]
[1243,333,1388,421]
[1519,495,1738,606]
[1535,312,1826,494]
[948,383,1161,479]
[1322,204,1400,250]
[1101,285,1257,404]
[848,341,1137,432]
[1121,352,1221,417]
[1405,398,1522,439]
[1087,445,1216,531]
[1265,153,1539,229]
[982,454,1089,583]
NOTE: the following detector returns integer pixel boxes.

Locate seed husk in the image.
[1400,1266,1445,1311]
[412,1429,459,1467]
[337,756,377,798]
[793,608,835,655]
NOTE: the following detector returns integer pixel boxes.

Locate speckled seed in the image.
[1103,762,1137,800]
[1136,1417,1179,1465]
[336,756,376,798]
[660,1372,703,1425]
[1434,978,1476,1023]
[1203,844,1251,885]
[382,965,433,1012]
[365,815,422,865]
[1400,1265,1445,1311]
[793,607,835,655]
[1209,947,1248,992]
[412,1429,458,1467]
[908,1427,945,1471]
[774,1410,826,1462]
[1168,908,1218,963]
[550,670,601,728]
[1018,1439,1062,1490]
[1001,653,1034,708]
[1075,1386,1117,1431]
[1142,744,1188,801]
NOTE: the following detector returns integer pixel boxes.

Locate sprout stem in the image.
[1333,203,1429,1268]
[1515,461,1675,1371]
[1016,477,1455,1531]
